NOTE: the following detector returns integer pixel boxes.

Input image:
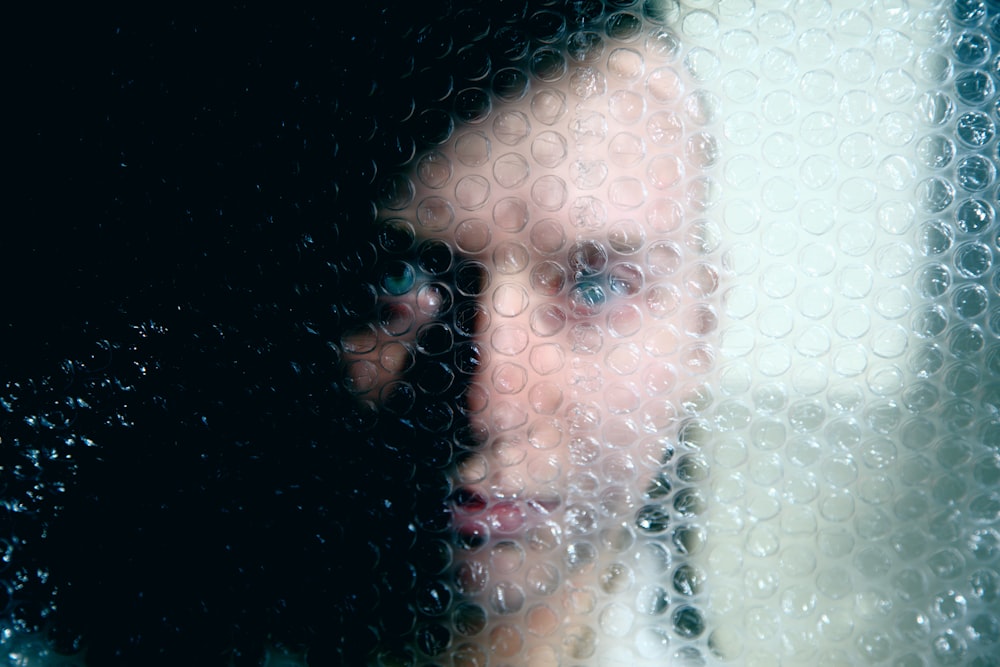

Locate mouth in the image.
[450,486,564,548]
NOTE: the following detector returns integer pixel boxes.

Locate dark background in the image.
[1,1,629,664]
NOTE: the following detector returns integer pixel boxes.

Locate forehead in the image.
[378,22,700,258]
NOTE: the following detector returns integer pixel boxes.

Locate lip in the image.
[450,486,563,546]
[451,486,488,513]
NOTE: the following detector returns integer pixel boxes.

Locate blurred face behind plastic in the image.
[342,2,1000,665]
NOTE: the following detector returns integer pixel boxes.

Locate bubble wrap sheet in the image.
[3,0,999,665]
[339,1,1000,665]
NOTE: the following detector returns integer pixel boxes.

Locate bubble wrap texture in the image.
[352,5,725,665]
[3,0,999,665]
[342,0,1000,665]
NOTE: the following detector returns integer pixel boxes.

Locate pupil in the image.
[568,282,606,317]
[568,240,608,278]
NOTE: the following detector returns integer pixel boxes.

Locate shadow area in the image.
[2,2,525,664]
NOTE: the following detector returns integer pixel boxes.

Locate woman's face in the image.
[344,2,1000,665]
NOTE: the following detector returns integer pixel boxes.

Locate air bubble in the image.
[564,541,598,574]
[681,8,719,39]
[603,221,645,257]
[454,175,491,210]
[949,323,985,357]
[931,630,967,664]
[956,198,994,233]
[761,132,798,168]
[453,219,491,254]
[798,27,835,64]
[917,90,955,125]
[531,88,568,125]
[875,69,917,104]
[380,261,416,296]
[531,175,568,211]
[569,66,608,100]
[416,151,454,189]
[566,241,607,279]
[685,132,721,169]
[917,220,955,257]
[721,69,759,104]
[568,31,605,63]
[957,110,995,146]
[492,283,529,317]
[684,89,722,126]
[531,48,568,82]
[608,47,645,80]
[916,177,956,213]
[598,562,635,595]
[562,623,598,659]
[956,155,996,191]
[875,28,915,65]
[570,196,609,231]
[493,25,530,61]
[454,132,491,168]
[529,261,567,296]
[647,110,684,145]
[378,218,416,254]
[876,241,914,277]
[452,603,488,636]
[761,90,798,125]
[608,131,646,168]
[570,112,607,147]
[492,68,530,102]
[913,305,949,339]
[529,305,567,337]
[609,263,645,297]
[530,131,568,168]
[673,605,706,639]
[489,581,525,615]
[455,88,492,124]
[609,89,646,124]
[955,241,993,277]
[878,110,917,146]
[915,263,951,298]
[493,153,531,189]
[758,9,796,41]
[952,0,988,25]
[838,48,876,83]
[568,283,608,317]
[916,134,956,169]
[856,631,893,663]
[953,283,989,318]
[606,12,644,41]
[684,46,722,82]
[417,196,456,231]
[571,158,610,190]
[955,69,995,104]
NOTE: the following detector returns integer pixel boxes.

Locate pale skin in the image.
[345,22,710,503]
[341,22,717,663]
[346,51,700,500]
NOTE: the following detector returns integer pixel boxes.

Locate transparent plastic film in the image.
[338,1,1000,666]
